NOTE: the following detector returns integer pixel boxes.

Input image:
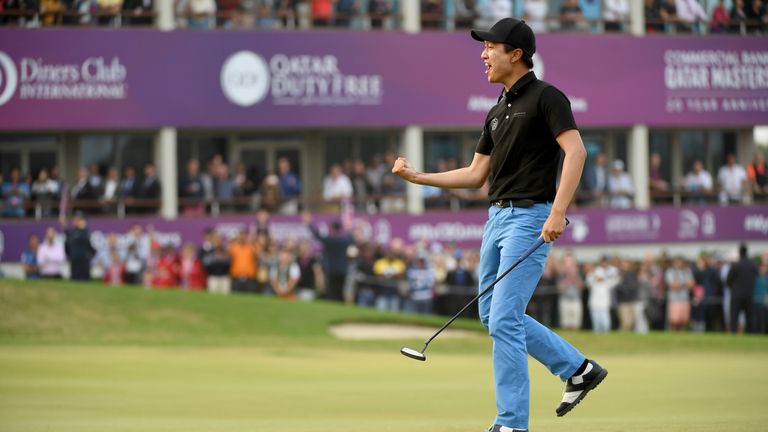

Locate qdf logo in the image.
[0,51,18,107]
[220,51,270,107]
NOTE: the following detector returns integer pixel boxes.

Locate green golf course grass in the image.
[1,279,767,432]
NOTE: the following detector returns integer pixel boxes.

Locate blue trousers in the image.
[478,204,585,430]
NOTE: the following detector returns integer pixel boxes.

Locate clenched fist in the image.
[392,157,417,183]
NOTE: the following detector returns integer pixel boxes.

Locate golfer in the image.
[392,18,606,432]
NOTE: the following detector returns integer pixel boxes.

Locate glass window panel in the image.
[116,135,153,171]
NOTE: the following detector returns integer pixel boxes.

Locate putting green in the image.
[1,280,767,431]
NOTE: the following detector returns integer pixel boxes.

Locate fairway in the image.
[1,280,767,432]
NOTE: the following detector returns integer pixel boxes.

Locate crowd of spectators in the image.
[575,151,768,208]
[17,210,768,334]
[2,149,766,218]
[2,0,765,35]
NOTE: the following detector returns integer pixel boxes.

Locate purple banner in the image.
[0,29,766,130]
[2,206,767,262]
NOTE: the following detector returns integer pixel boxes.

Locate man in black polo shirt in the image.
[393,18,606,432]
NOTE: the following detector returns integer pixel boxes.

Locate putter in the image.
[400,220,569,362]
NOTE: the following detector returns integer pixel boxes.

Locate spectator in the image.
[421,0,443,29]
[649,152,669,200]
[311,0,332,26]
[692,254,724,332]
[179,159,206,215]
[616,259,640,332]
[118,166,139,199]
[87,164,104,197]
[103,249,124,286]
[233,161,255,209]
[215,0,240,27]
[201,232,232,294]
[258,170,282,212]
[454,0,476,29]
[214,163,234,208]
[683,160,714,204]
[365,154,387,198]
[303,212,353,302]
[123,242,145,285]
[675,0,708,32]
[71,167,96,212]
[523,0,548,33]
[665,256,694,332]
[645,0,665,32]
[753,261,768,334]
[94,233,122,276]
[639,252,666,330]
[586,256,620,333]
[730,0,748,33]
[405,252,436,314]
[137,163,161,213]
[350,159,374,212]
[660,0,680,32]
[40,0,64,26]
[334,0,355,27]
[31,168,59,217]
[368,0,390,28]
[727,243,759,333]
[295,240,323,301]
[269,249,300,299]
[710,0,730,32]
[440,250,477,317]
[151,245,180,288]
[557,253,583,330]
[21,234,41,280]
[531,254,558,328]
[747,151,767,199]
[101,167,119,204]
[2,168,30,218]
[228,229,259,293]
[122,0,153,26]
[559,0,586,31]
[277,157,301,214]
[274,0,297,28]
[64,213,95,281]
[745,0,766,33]
[373,239,406,312]
[186,0,216,28]
[581,151,608,206]
[717,153,747,204]
[38,226,69,280]
[95,0,122,26]
[603,0,629,32]
[607,159,634,208]
[322,163,353,204]
[179,243,207,290]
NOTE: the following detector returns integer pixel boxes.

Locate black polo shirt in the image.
[475,71,577,203]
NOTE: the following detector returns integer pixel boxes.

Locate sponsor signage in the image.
[0,30,766,129]
[1,206,766,262]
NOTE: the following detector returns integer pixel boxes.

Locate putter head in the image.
[400,346,426,361]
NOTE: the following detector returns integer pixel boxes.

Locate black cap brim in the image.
[471,29,503,43]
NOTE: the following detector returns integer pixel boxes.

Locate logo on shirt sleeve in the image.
[491,118,499,131]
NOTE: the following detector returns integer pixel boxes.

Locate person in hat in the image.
[392,17,605,432]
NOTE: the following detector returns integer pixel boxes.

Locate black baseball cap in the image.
[471,18,536,58]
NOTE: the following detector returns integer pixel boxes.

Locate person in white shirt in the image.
[101,167,120,203]
[603,0,629,31]
[37,227,67,279]
[684,160,713,204]
[586,257,621,333]
[322,164,354,202]
[675,0,709,32]
[607,159,634,208]
[718,153,747,204]
[524,0,549,33]
[475,0,513,29]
